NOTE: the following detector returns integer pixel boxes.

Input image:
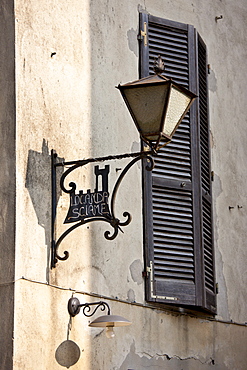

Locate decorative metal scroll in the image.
[51,149,155,268]
[80,301,110,317]
[68,297,111,317]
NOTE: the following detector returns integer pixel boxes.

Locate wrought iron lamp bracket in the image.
[68,297,110,317]
[51,149,155,268]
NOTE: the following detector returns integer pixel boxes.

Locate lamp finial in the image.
[153,55,165,74]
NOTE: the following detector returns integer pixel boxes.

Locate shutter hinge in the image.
[216,283,219,294]
[146,265,152,274]
[207,64,211,74]
[142,263,152,278]
[138,22,147,46]
[211,170,214,181]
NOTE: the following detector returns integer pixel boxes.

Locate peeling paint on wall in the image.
[119,341,218,370]
[137,4,148,14]
[213,173,223,199]
[127,288,136,302]
[127,28,138,56]
[208,69,217,93]
[129,259,143,285]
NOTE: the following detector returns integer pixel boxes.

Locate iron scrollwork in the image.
[51,149,155,268]
[68,297,111,317]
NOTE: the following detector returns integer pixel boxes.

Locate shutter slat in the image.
[152,184,195,283]
[149,21,189,87]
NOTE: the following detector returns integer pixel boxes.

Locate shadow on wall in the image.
[55,340,81,368]
[55,307,81,368]
[25,139,63,276]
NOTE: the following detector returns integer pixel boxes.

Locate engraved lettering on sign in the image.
[64,165,110,224]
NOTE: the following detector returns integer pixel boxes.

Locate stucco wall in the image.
[5,0,247,369]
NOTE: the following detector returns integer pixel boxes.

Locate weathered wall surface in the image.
[12,279,247,370]
[0,1,16,369]
[7,0,247,369]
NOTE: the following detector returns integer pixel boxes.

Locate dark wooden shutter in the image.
[140,14,216,313]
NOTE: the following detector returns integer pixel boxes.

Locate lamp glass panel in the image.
[123,84,170,136]
[163,86,192,136]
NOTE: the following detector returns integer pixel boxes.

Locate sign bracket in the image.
[51,149,155,268]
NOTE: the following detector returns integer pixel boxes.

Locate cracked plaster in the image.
[119,341,219,370]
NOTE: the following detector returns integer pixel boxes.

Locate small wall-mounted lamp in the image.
[51,56,197,268]
[68,298,131,338]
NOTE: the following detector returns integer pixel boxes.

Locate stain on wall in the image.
[127,288,136,302]
[129,259,143,285]
[208,69,217,93]
[127,28,138,56]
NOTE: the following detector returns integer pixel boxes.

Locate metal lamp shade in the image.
[117,74,196,150]
[89,314,131,328]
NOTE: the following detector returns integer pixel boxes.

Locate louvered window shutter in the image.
[140,14,216,313]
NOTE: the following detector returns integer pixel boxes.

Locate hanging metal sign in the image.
[64,165,110,223]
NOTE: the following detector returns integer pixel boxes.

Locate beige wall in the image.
[0,0,246,369]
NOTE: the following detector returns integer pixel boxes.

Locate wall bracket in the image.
[51,149,155,268]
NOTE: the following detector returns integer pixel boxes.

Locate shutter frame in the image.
[196,33,217,313]
[139,12,154,302]
[141,13,216,313]
[139,12,149,78]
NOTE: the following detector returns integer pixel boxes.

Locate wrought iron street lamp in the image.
[117,59,196,150]
[51,56,196,268]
